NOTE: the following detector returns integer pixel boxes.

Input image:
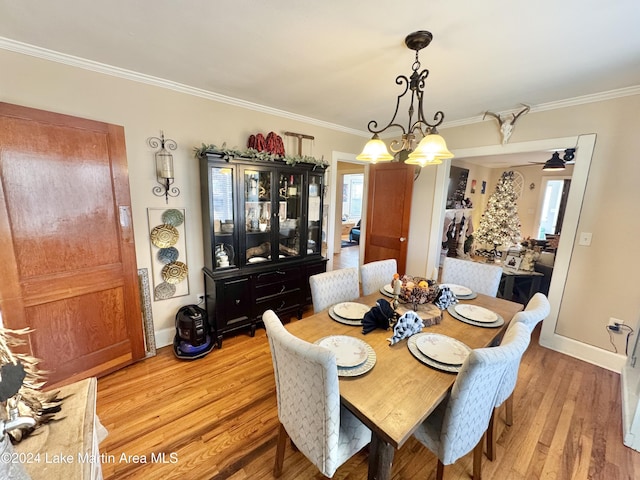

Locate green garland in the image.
[193,143,328,167]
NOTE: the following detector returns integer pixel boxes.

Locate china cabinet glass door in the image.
[307,173,323,255]
[210,166,236,269]
[278,171,303,258]
[244,168,273,265]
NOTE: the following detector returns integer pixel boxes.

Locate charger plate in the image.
[455,304,498,323]
[328,306,363,326]
[415,333,471,365]
[408,334,461,373]
[439,283,473,297]
[447,305,504,328]
[333,302,371,320]
[315,336,376,377]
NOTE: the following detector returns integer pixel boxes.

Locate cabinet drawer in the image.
[255,279,301,300]
[219,277,252,325]
[254,267,300,286]
[256,291,301,316]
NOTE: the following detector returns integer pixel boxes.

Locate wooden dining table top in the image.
[286,291,523,449]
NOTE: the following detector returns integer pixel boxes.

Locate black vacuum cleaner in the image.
[173,305,215,360]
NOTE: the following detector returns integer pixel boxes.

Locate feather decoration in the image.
[0,327,62,442]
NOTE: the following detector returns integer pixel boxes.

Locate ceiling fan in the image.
[508,148,576,170]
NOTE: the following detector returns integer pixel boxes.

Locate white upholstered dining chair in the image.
[309,267,360,313]
[440,257,503,297]
[412,322,531,480]
[360,259,397,295]
[486,293,550,461]
[262,310,371,478]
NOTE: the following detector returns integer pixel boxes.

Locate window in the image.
[537,178,571,238]
[342,173,363,221]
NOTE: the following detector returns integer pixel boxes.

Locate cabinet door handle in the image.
[276,271,286,275]
[280,285,286,294]
[235,299,240,305]
[277,300,286,310]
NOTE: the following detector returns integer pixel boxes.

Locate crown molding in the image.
[0,37,367,137]
[2,37,638,136]
[442,85,640,129]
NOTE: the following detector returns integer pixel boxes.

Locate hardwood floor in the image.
[96,310,640,480]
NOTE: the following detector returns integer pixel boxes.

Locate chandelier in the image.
[356,30,453,167]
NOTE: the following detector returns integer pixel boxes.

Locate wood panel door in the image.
[364,162,414,275]
[0,103,145,387]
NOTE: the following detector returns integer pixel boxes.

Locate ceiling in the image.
[1,0,639,144]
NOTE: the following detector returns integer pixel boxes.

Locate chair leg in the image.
[473,435,484,480]
[505,394,514,426]
[273,422,288,478]
[486,408,496,461]
[436,459,445,480]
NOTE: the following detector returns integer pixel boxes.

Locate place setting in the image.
[447,303,504,328]
[328,302,371,326]
[314,335,377,377]
[438,283,477,300]
[407,332,471,373]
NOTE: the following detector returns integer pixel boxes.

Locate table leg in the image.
[368,432,395,480]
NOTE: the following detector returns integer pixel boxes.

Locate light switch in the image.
[579,232,592,246]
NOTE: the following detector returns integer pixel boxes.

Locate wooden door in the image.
[0,103,145,387]
[364,162,414,274]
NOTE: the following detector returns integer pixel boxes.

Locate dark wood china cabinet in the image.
[199,150,327,346]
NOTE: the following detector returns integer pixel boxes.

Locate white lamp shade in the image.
[356,137,394,163]
[404,133,453,167]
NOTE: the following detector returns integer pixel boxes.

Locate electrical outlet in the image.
[609,317,624,327]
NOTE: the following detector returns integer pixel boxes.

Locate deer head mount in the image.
[483,104,530,144]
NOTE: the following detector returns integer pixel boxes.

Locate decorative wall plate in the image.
[161,208,185,226]
[157,246,179,264]
[154,281,176,300]
[161,261,188,284]
[150,224,179,248]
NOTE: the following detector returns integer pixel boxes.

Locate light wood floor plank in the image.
[97,303,640,480]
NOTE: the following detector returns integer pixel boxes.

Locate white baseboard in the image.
[539,331,627,373]
[154,327,175,349]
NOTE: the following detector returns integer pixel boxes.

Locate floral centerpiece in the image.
[398,275,439,311]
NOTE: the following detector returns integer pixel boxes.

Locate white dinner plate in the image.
[415,333,471,365]
[454,304,498,323]
[439,283,473,297]
[383,283,395,294]
[318,335,369,368]
[333,302,371,320]
[248,256,268,263]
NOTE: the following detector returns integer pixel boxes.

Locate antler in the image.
[483,111,503,124]
[510,104,530,124]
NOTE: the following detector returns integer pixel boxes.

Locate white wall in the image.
[0,49,366,346]
[430,96,640,370]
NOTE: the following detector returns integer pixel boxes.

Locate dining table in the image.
[285,290,523,480]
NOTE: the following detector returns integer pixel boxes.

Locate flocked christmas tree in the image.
[474,171,521,257]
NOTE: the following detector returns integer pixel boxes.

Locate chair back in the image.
[263,310,343,477]
[441,257,503,297]
[493,293,550,407]
[360,259,397,295]
[437,322,531,465]
[309,267,360,313]
[513,292,551,331]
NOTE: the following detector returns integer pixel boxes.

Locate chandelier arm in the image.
[367,75,411,135]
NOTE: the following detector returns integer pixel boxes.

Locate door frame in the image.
[327,151,369,271]
[431,134,614,369]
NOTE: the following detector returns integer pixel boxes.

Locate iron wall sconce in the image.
[148,131,179,203]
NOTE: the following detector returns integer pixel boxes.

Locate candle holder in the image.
[148,131,180,203]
